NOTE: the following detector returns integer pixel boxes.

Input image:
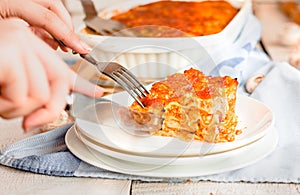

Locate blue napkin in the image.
[0,123,79,177]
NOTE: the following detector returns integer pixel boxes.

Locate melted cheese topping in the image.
[111,0,239,37]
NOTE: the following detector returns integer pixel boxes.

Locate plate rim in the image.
[74,123,269,158]
[74,125,272,165]
[65,125,279,178]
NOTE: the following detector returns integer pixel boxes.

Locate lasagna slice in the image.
[129,68,241,143]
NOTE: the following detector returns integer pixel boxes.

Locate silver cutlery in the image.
[80,0,132,36]
[76,52,149,108]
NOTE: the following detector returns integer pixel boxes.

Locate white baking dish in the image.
[77,0,252,79]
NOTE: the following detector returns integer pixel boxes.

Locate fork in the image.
[75,52,149,108]
[80,0,132,36]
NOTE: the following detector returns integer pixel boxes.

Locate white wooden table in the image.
[1,1,300,194]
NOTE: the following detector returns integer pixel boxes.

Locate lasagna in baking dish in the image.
[111,0,239,37]
[129,68,241,143]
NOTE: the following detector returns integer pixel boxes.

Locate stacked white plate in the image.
[65,91,278,178]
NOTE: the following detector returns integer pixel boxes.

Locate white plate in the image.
[74,124,272,166]
[75,94,274,157]
[66,125,278,178]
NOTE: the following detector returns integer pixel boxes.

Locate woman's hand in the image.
[0,19,104,131]
[0,0,90,54]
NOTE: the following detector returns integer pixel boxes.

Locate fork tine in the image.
[98,61,149,97]
[113,72,145,99]
[118,67,150,95]
[77,54,148,108]
[112,73,142,98]
[109,73,146,108]
[112,69,149,98]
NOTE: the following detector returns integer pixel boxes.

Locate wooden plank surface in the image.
[132,181,300,195]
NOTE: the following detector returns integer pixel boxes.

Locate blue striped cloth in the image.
[0,123,78,177]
